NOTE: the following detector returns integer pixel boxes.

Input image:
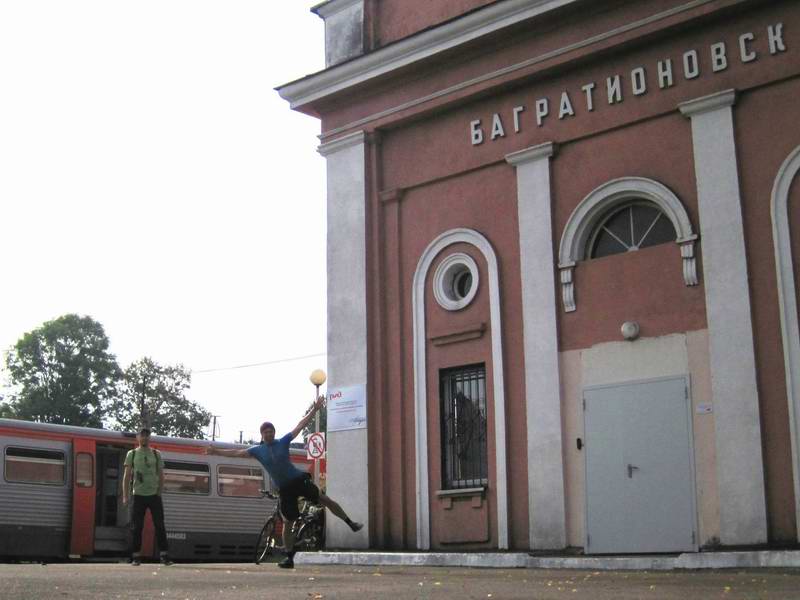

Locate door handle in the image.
[627,464,640,478]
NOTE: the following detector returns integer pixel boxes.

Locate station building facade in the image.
[278,0,800,553]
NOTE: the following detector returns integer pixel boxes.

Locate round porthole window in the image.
[433,253,480,311]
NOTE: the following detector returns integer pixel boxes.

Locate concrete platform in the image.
[296,550,800,570]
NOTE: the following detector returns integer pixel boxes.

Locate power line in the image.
[192,352,326,374]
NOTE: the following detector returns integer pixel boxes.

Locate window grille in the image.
[588,201,676,259]
[440,364,488,489]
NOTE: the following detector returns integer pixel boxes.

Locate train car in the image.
[0,418,316,561]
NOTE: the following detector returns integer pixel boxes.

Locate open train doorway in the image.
[94,445,130,555]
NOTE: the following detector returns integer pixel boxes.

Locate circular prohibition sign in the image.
[307,431,326,460]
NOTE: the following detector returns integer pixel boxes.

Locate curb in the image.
[296,550,800,570]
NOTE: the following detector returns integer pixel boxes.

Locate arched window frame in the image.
[557,177,699,312]
[771,144,800,541]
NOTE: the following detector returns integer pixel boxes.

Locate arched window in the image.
[558,177,699,312]
[588,201,677,259]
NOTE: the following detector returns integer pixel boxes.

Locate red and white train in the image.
[0,418,316,561]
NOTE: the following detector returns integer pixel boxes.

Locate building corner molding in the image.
[318,130,367,156]
[321,128,370,549]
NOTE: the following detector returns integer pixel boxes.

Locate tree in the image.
[5,314,121,427]
[0,399,14,418]
[108,357,211,439]
[302,401,326,442]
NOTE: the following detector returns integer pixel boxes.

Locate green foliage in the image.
[0,401,15,419]
[107,357,211,439]
[5,314,121,428]
[302,401,326,442]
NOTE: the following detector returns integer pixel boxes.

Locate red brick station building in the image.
[278,0,800,553]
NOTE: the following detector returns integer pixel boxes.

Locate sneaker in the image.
[349,521,364,533]
[277,557,294,569]
[159,554,173,566]
[131,556,141,566]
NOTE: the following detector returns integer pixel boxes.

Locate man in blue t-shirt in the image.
[206,395,362,569]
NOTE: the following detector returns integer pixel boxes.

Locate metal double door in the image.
[584,376,697,554]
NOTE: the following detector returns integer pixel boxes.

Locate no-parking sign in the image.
[306,432,326,460]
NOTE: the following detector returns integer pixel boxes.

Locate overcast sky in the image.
[0,1,328,442]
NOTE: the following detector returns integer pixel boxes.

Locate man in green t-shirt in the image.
[122,427,171,566]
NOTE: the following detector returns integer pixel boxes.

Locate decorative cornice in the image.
[678,89,737,118]
[311,0,361,19]
[317,130,366,157]
[278,0,580,109]
[505,142,557,166]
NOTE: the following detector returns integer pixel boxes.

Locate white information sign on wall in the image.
[326,384,367,432]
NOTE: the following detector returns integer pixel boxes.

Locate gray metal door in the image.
[584,377,696,554]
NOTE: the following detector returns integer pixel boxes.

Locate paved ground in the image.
[1,562,799,600]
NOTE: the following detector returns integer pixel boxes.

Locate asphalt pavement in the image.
[1,561,799,600]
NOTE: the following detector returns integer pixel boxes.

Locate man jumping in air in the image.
[206,396,362,569]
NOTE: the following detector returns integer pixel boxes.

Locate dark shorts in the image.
[278,473,320,522]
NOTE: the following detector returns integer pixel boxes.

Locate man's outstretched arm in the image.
[290,396,325,440]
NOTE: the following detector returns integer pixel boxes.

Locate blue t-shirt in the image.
[247,433,305,489]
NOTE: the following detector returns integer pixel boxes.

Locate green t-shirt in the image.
[124,447,162,497]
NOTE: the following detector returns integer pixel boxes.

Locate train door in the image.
[93,445,131,554]
[70,438,95,557]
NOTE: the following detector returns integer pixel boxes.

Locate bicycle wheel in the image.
[295,519,323,551]
[254,518,277,564]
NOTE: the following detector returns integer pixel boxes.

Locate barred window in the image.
[4,447,66,485]
[163,460,209,495]
[217,465,264,498]
[440,364,488,489]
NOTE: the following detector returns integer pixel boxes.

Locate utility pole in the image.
[211,415,218,441]
[239,431,243,444]
[139,374,150,429]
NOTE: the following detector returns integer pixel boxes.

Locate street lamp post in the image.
[309,369,327,486]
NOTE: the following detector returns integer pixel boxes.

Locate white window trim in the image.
[771,144,800,542]
[557,177,698,312]
[433,252,480,311]
[412,228,508,550]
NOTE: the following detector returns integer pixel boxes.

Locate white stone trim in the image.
[771,144,800,542]
[412,228,509,550]
[505,142,567,550]
[432,252,480,311]
[322,130,370,549]
[681,90,767,545]
[318,130,367,157]
[311,0,361,19]
[678,88,736,117]
[283,0,733,135]
[280,0,581,109]
[557,177,698,312]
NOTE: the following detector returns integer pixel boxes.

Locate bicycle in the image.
[254,489,326,564]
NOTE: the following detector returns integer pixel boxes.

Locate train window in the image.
[217,465,264,498]
[5,447,66,485]
[163,460,210,495]
[75,452,94,487]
